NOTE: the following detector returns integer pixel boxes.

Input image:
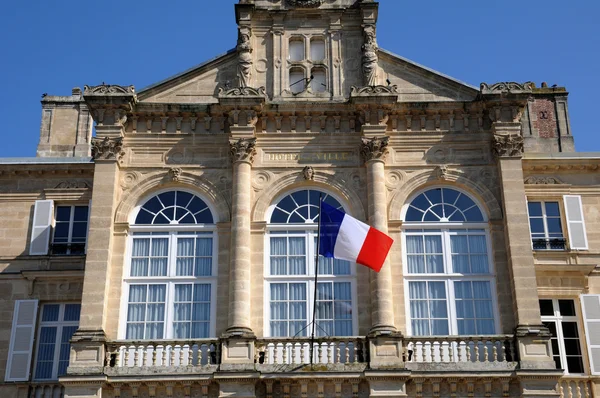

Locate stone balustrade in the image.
[30,383,64,398]
[559,377,594,398]
[403,335,516,364]
[255,337,368,366]
[106,339,220,368]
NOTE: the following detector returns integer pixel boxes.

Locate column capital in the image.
[492,122,523,159]
[91,136,124,164]
[360,136,389,164]
[229,137,257,164]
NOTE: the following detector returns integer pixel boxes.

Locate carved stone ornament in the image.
[287,0,323,7]
[350,85,398,96]
[480,81,534,94]
[168,167,182,182]
[524,176,562,184]
[492,133,524,158]
[236,27,253,88]
[434,165,449,180]
[302,166,315,180]
[218,86,267,97]
[229,138,257,164]
[362,25,379,87]
[83,84,135,95]
[360,136,389,163]
[91,137,124,161]
[54,181,91,189]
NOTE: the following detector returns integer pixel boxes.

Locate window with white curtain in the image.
[33,303,80,380]
[289,38,305,61]
[266,189,356,337]
[122,190,217,340]
[310,38,325,61]
[311,68,327,93]
[403,187,498,336]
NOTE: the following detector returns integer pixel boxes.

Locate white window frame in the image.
[263,226,358,337]
[526,200,566,251]
[263,188,358,337]
[402,225,500,336]
[51,204,90,255]
[32,303,80,381]
[119,227,218,340]
[540,298,586,375]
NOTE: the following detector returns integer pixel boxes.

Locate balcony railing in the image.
[30,383,64,398]
[404,335,516,364]
[255,337,368,366]
[106,339,220,368]
[559,377,593,398]
[532,237,567,251]
[50,242,86,255]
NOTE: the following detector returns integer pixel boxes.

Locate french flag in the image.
[319,201,394,272]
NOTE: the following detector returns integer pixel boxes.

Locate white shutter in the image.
[580,295,600,375]
[525,198,533,249]
[5,300,39,381]
[84,200,91,254]
[563,195,588,250]
[29,200,54,255]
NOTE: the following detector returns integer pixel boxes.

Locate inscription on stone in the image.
[264,151,357,163]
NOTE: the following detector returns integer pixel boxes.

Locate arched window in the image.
[121,190,217,340]
[402,187,498,336]
[266,189,356,337]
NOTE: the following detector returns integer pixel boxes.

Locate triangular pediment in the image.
[377,49,479,102]
[137,50,238,104]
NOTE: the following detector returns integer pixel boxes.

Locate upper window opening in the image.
[311,68,327,93]
[405,188,484,223]
[270,189,343,224]
[310,38,325,62]
[135,191,213,225]
[289,68,306,95]
[289,39,304,62]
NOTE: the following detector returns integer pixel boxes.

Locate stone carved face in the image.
[302,166,315,180]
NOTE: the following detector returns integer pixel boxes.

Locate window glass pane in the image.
[539,300,554,316]
[64,304,81,322]
[528,202,543,217]
[73,206,88,222]
[310,39,325,61]
[289,39,304,61]
[42,305,60,322]
[561,322,579,338]
[57,326,78,377]
[311,69,326,92]
[290,69,305,94]
[55,206,71,222]
[35,327,57,379]
[529,218,545,234]
[546,218,563,234]
[544,202,560,217]
[53,223,70,241]
[566,356,584,374]
[426,255,444,273]
[558,300,576,316]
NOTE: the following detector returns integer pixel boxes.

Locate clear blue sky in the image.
[0,0,598,157]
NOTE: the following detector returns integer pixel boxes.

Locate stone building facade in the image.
[1,0,599,397]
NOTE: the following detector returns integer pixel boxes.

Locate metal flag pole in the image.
[310,194,323,368]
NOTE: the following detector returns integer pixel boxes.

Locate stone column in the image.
[493,122,561,397]
[63,137,124,397]
[226,136,256,337]
[360,135,396,333]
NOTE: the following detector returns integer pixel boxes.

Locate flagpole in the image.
[310,194,323,368]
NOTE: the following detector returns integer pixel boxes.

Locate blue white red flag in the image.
[319,201,394,272]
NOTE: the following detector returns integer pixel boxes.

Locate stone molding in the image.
[229,137,257,164]
[287,0,323,7]
[218,86,266,98]
[351,85,398,96]
[480,81,534,94]
[91,137,124,161]
[492,133,524,158]
[83,84,135,96]
[360,136,389,163]
[524,176,562,184]
[54,180,91,189]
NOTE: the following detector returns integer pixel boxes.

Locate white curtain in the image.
[469,236,489,273]
[176,238,194,276]
[406,236,425,273]
[150,238,168,276]
[270,237,287,275]
[270,283,288,336]
[195,238,212,276]
[455,281,494,334]
[334,282,352,336]
[173,284,211,338]
[127,285,147,340]
[131,238,150,276]
[289,237,306,275]
[173,285,192,338]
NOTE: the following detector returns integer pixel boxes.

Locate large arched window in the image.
[121,190,217,340]
[265,189,356,337]
[402,187,498,336]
